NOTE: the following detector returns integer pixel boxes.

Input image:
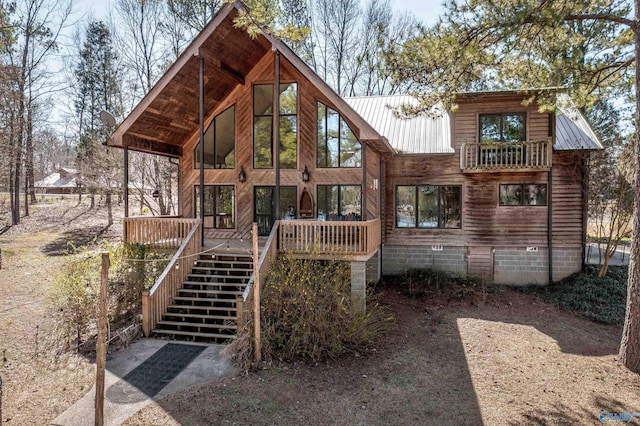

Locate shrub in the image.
[519,265,627,325]
[48,241,169,352]
[257,254,393,362]
[383,268,494,301]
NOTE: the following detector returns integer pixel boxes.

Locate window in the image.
[480,113,526,142]
[317,185,361,220]
[499,184,547,206]
[317,102,361,168]
[253,83,297,169]
[194,105,235,169]
[396,185,462,229]
[194,185,235,229]
[254,186,297,235]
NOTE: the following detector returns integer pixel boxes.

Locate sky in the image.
[74,0,444,26]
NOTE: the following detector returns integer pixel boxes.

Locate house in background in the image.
[107,1,601,340]
[34,167,80,195]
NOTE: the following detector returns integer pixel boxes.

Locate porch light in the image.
[302,165,310,182]
[238,166,246,183]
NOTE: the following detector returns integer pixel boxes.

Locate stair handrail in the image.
[141,218,202,336]
[237,221,279,326]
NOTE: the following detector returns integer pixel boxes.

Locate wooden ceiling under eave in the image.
[114,5,271,157]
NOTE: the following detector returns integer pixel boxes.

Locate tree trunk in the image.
[619,5,640,373]
[106,191,113,226]
[26,83,36,207]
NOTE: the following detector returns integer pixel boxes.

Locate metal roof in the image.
[346,94,601,154]
[345,95,453,154]
[555,94,603,150]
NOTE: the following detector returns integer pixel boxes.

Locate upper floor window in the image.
[499,184,547,206]
[480,113,526,143]
[253,83,297,169]
[317,102,361,168]
[396,185,462,229]
[194,105,235,169]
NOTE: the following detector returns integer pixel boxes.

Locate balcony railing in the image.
[279,218,381,259]
[461,139,552,172]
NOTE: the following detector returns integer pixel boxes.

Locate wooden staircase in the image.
[152,251,253,343]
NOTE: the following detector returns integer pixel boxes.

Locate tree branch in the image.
[565,13,636,29]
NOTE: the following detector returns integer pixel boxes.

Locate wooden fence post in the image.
[141,291,150,337]
[252,223,261,362]
[95,252,109,426]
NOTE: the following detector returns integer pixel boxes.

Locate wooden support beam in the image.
[197,48,246,85]
[123,134,182,157]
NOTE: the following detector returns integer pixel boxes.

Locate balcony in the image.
[460,139,552,173]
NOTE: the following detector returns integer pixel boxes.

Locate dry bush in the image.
[254,254,393,363]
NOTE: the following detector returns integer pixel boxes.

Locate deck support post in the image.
[350,260,366,314]
[198,53,205,243]
[123,146,129,242]
[273,50,281,221]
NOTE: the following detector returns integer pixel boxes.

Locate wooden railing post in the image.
[141,291,150,337]
[252,223,261,362]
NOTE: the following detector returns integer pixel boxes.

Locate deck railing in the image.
[461,139,552,172]
[141,218,202,336]
[279,218,381,257]
[124,216,196,249]
[237,221,280,327]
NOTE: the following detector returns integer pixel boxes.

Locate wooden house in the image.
[108,2,600,339]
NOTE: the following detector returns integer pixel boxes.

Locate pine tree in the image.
[74,21,122,225]
[388,0,640,373]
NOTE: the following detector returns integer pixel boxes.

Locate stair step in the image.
[183,281,246,288]
[167,305,238,315]
[152,329,236,340]
[196,258,253,265]
[174,296,237,306]
[191,266,253,273]
[186,274,250,280]
[179,289,243,296]
[157,320,237,330]
[163,312,235,321]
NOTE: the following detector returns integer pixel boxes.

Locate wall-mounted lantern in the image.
[302,165,310,182]
[238,166,246,183]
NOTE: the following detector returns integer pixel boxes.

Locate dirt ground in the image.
[125,291,640,426]
[2,197,640,425]
[0,197,122,425]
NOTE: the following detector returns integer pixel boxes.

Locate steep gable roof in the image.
[110,1,392,157]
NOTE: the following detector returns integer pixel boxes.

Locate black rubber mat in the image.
[106,343,207,403]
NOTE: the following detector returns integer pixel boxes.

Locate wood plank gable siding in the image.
[120,7,271,154]
[180,52,382,239]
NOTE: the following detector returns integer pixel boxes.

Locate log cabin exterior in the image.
[109,0,601,314]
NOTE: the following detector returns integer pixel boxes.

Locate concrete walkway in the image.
[51,339,238,426]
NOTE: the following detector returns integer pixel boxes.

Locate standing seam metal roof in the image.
[346,94,601,154]
[345,95,453,154]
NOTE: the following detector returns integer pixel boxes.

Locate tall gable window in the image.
[253,83,298,169]
[480,113,526,142]
[317,102,361,168]
[194,105,235,169]
[396,185,462,229]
